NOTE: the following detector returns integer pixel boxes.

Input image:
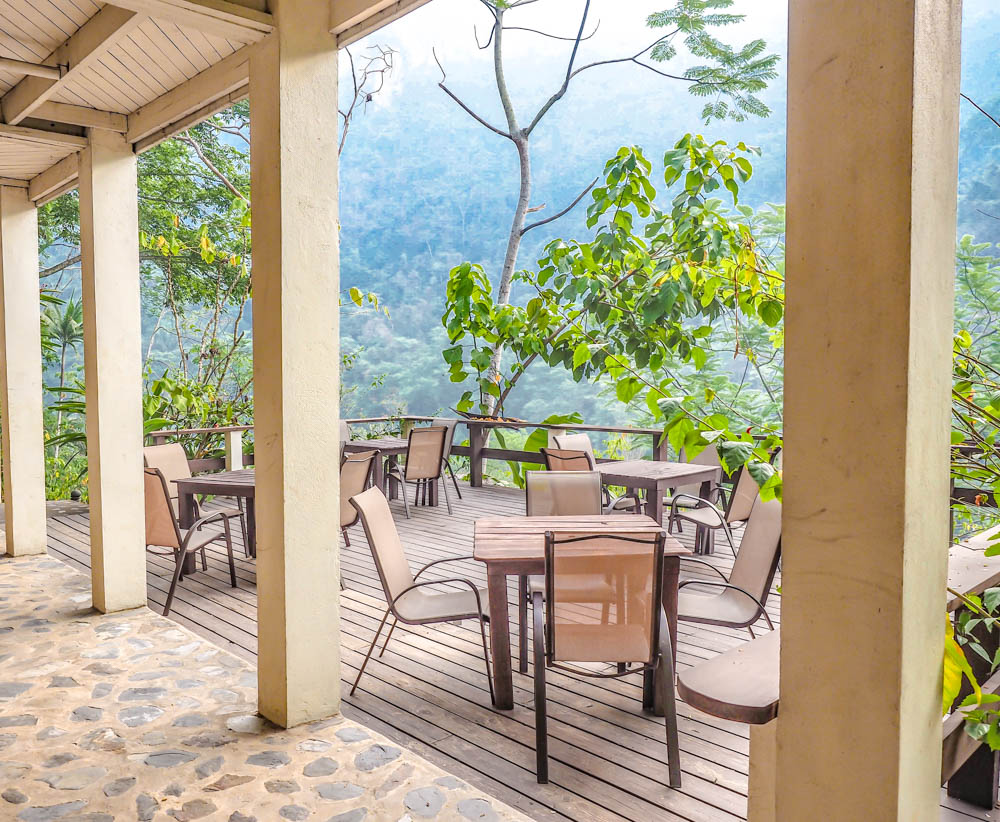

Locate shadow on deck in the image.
[44,483,989,822]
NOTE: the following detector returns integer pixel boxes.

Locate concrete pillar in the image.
[0,186,46,556]
[79,130,145,613]
[250,0,341,727]
[224,429,243,471]
[780,0,962,818]
[749,721,777,822]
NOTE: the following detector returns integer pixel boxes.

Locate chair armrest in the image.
[669,493,725,523]
[679,556,730,581]
[180,511,232,551]
[389,576,487,621]
[413,555,475,581]
[677,579,775,629]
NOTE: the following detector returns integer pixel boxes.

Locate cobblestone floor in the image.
[0,554,529,822]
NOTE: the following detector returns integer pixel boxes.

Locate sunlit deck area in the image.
[40,484,989,822]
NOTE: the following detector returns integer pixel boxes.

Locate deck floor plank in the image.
[43,480,987,821]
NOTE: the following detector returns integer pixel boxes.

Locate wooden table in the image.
[598,460,722,549]
[343,437,415,502]
[473,514,690,711]
[174,469,256,565]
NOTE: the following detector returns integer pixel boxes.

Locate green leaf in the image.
[717,441,755,475]
[573,343,591,370]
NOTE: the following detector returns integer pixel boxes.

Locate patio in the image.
[39,482,989,822]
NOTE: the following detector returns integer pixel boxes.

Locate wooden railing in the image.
[146,415,672,486]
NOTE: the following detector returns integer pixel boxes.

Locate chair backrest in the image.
[544,531,665,666]
[403,426,446,481]
[143,443,192,502]
[525,471,602,516]
[341,450,377,528]
[728,497,782,608]
[673,445,721,498]
[726,466,760,524]
[431,418,459,459]
[540,448,592,473]
[144,467,182,550]
[339,420,351,443]
[350,486,416,605]
[552,433,596,468]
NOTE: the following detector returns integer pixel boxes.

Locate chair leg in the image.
[721,522,738,559]
[440,473,453,515]
[342,527,350,547]
[446,458,462,499]
[658,612,682,788]
[400,479,411,518]
[163,550,186,617]
[518,575,528,674]
[379,618,398,658]
[351,607,391,696]
[222,524,237,589]
[478,614,495,706]
[200,547,208,571]
[532,591,548,784]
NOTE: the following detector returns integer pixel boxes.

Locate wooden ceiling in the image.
[0,0,429,202]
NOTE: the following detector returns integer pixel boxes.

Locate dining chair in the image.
[143,443,248,554]
[340,449,378,547]
[348,486,493,704]
[541,443,639,513]
[516,470,605,672]
[431,417,463,499]
[144,467,238,617]
[677,496,781,638]
[339,420,352,444]
[531,530,681,787]
[667,464,759,558]
[386,425,452,518]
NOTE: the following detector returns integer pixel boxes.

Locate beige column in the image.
[250,0,341,727]
[0,185,46,556]
[748,721,777,822]
[780,0,962,818]
[79,129,145,613]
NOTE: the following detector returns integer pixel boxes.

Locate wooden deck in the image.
[44,483,992,822]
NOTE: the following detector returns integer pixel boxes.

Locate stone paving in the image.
[0,554,530,822]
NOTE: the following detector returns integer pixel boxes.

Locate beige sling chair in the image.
[143,443,248,554]
[348,486,494,704]
[667,464,760,558]
[677,496,781,639]
[386,425,452,518]
[516,470,604,673]
[144,467,238,617]
[340,449,378,547]
[545,433,640,512]
[532,530,681,787]
[431,417,463,499]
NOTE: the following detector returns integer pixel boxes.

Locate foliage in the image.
[648,0,780,122]
[443,134,784,493]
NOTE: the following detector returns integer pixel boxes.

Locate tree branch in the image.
[962,93,1000,131]
[176,134,248,203]
[40,254,81,279]
[434,48,511,139]
[521,176,598,235]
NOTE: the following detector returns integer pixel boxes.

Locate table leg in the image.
[177,491,198,574]
[386,456,399,500]
[372,456,385,494]
[644,483,664,526]
[428,477,439,507]
[487,565,514,710]
[246,498,257,558]
[699,478,716,554]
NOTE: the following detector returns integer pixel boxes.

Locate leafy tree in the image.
[41,298,84,457]
[435,0,779,407]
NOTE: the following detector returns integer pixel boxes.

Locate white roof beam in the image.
[0,57,60,81]
[107,0,273,44]
[28,153,80,205]
[1,7,144,126]
[31,102,127,132]
[331,0,431,48]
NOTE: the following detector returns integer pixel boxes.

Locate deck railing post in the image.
[468,422,486,487]
[652,433,668,462]
[224,430,244,471]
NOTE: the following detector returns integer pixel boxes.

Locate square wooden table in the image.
[598,460,722,528]
[473,514,690,711]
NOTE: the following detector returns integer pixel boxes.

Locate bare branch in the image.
[521,176,598,235]
[176,134,248,203]
[40,254,81,279]
[523,0,592,136]
[434,48,512,139]
[962,93,1000,131]
[503,21,599,42]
